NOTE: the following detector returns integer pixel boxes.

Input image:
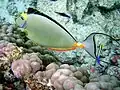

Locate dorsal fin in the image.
[27,7,77,42]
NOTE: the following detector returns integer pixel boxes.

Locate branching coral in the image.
[25,75,54,90]
[23,63,59,90]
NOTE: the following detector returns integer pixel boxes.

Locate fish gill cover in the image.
[0,0,120,90]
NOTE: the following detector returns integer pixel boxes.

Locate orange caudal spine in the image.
[73,42,85,49]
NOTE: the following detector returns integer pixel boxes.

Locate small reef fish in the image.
[15,7,120,60]
[96,44,104,65]
[96,56,101,65]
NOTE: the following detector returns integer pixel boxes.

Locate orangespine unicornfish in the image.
[15,7,120,59]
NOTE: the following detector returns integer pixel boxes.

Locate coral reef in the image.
[32,63,89,90]
[0,24,58,61]
[1,0,120,63]
[0,0,120,90]
[0,23,119,89]
[0,24,59,89]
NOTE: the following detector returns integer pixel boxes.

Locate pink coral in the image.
[0,42,22,60]
[11,53,43,78]
[11,59,31,78]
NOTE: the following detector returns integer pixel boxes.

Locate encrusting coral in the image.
[32,63,89,90]
[11,53,44,78]
[11,59,91,90]
[50,64,90,90]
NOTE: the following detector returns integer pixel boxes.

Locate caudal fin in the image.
[82,33,120,59]
[82,33,97,59]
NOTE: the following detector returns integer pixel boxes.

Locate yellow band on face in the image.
[20,12,28,21]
